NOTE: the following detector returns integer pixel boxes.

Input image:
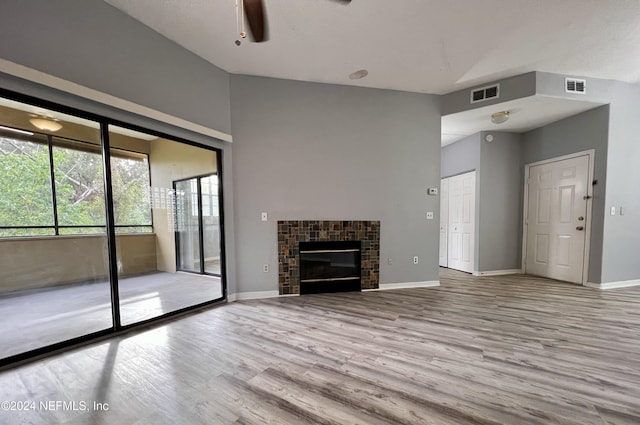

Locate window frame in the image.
[0,130,153,237]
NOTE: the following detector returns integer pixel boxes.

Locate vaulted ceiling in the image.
[103,1,639,144]
[105,0,640,95]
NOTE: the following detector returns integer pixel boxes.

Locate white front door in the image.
[525,155,589,284]
[439,178,449,267]
[447,171,475,273]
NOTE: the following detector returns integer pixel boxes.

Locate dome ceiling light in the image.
[29,117,63,132]
[490,110,510,124]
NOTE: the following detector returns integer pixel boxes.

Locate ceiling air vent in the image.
[470,84,500,104]
[565,78,586,94]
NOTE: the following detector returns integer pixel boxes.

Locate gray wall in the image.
[601,82,640,283]
[536,72,613,104]
[478,132,523,271]
[441,134,481,178]
[522,106,609,283]
[0,0,231,135]
[230,75,442,292]
[441,72,536,116]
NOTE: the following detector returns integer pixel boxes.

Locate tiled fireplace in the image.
[277,220,380,295]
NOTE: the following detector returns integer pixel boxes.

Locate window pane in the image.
[201,175,221,275]
[109,125,224,326]
[53,143,106,227]
[176,179,201,273]
[0,135,54,231]
[111,155,152,226]
[0,97,111,360]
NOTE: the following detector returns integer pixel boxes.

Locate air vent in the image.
[470,84,500,104]
[565,78,586,94]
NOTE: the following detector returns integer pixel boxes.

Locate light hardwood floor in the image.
[1,269,640,424]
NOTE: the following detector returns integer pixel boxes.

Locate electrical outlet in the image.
[263,264,269,273]
[619,207,625,216]
[261,212,268,221]
[426,212,434,220]
[387,257,393,265]
[413,256,419,264]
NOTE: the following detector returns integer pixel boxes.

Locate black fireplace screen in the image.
[299,241,361,294]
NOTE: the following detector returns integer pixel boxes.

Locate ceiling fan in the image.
[238,0,352,44]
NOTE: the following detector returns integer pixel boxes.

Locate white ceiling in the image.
[103,0,639,144]
[105,0,640,95]
[441,95,605,146]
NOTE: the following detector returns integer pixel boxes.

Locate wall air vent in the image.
[565,78,586,94]
[470,84,500,104]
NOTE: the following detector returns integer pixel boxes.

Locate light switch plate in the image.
[610,206,616,216]
[427,188,438,195]
[426,212,434,220]
[261,212,268,221]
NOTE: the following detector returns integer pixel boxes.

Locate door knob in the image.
[578,216,584,221]
[576,226,584,231]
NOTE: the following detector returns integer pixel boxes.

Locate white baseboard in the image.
[363,281,440,291]
[473,269,522,277]
[227,290,285,302]
[585,280,640,290]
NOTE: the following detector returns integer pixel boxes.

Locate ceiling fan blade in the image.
[243,0,268,42]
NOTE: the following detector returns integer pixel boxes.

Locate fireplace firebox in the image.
[299,241,361,294]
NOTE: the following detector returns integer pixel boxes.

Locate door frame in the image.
[521,149,595,285]
[173,172,221,277]
[439,178,449,268]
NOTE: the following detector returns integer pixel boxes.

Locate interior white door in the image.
[459,172,476,273]
[448,176,462,270]
[525,155,589,284]
[439,178,449,267]
[447,171,475,273]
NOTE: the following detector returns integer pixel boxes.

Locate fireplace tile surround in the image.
[277,220,380,295]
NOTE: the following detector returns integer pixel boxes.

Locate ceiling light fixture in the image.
[0,125,34,136]
[349,69,369,80]
[29,118,63,132]
[490,110,510,124]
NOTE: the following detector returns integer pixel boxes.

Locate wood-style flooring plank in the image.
[1,268,640,424]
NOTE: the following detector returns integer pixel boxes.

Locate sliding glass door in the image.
[0,90,226,366]
[175,174,221,276]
